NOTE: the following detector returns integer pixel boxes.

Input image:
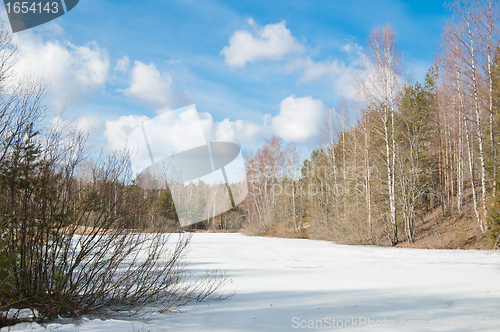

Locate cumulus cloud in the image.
[106,106,212,156]
[272,95,324,142]
[215,118,265,143]
[199,111,271,145]
[194,113,270,146]
[14,35,110,106]
[118,61,190,111]
[106,96,325,153]
[105,114,149,151]
[105,107,269,155]
[220,20,304,67]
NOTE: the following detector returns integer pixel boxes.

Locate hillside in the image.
[397,189,493,250]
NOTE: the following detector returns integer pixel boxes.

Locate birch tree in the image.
[361,24,405,245]
[445,0,499,234]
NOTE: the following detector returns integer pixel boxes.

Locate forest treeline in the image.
[150,1,500,250]
[230,0,500,248]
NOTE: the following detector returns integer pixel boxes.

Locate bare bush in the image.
[0,25,230,327]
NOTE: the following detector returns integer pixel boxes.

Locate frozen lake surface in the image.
[3,233,500,331]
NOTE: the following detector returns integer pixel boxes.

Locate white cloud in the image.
[291,57,345,82]
[115,56,130,72]
[14,35,110,106]
[105,96,327,154]
[49,114,102,139]
[272,95,324,142]
[77,115,102,133]
[119,61,190,111]
[106,106,209,156]
[220,21,304,67]
[333,66,358,100]
[198,111,216,142]
[198,111,270,145]
[215,118,264,143]
[105,107,268,156]
[288,55,360,99]
[105,114,149,151]
[282,42,363,99]
[107,106,211,173]
[171,110,267,145]
[341,42,363,56]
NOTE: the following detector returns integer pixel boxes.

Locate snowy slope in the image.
[3,233,500,331]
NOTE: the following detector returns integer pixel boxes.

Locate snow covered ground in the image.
[3,233,500,331]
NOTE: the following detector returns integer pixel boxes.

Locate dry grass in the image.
[60,225,120,235]
[396,188,492,249]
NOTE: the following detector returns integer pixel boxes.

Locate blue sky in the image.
[8,0,451,154]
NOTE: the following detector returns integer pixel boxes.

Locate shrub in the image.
[0,24,230,326]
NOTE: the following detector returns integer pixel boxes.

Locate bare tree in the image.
[479,0,499,197]
[360,24,405,245]
[442,0,499,234]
